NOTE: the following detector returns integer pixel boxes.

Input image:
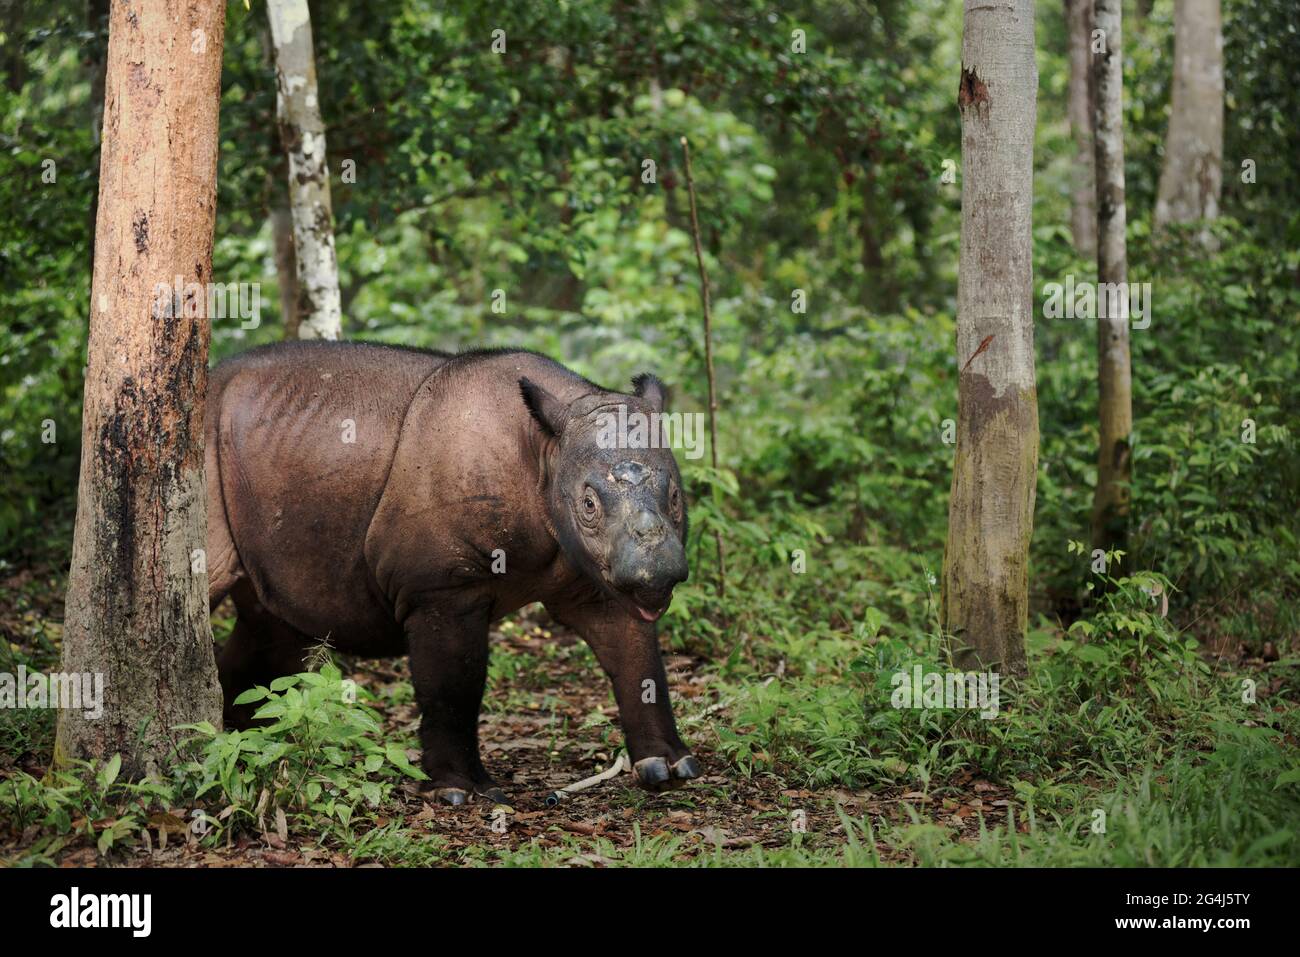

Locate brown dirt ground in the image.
[1,574,1023,867]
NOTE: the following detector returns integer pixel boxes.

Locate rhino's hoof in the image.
[479,787,513,808]
[634,756,671,790]
[434,787,469,806]
[671,755,702,780]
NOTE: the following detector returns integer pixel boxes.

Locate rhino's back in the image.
[208,342,445,644]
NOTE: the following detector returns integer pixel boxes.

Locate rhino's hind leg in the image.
[217,581,315,729]
[405,603,510,807]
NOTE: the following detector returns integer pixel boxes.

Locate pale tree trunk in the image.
[260,26,301,339]
[1066,0,1096,257]
[58,0,225,777]
[942,0,1039,676]
[1091,0,1133,556]
[267,0,342,339]
[1154,0,1223,230]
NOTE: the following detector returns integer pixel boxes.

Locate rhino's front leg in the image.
[405,603,510,806]
[547,596,701,792]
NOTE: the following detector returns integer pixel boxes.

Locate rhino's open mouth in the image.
[635,603,665,622]
[630,587,672,622]
[599,568,673,623]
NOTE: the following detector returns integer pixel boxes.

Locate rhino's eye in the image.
[669,483,682,523]
[580,486,601,525]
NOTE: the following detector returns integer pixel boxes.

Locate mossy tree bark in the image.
[58,0,226,777]
[942,0,1040,677]
[267,0,342,340]
[1155,0,1223,230]
[1091,0,1133,557]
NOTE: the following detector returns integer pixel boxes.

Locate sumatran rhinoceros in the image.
[204,342,699,804]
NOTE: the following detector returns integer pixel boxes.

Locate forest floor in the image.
[0,563,1025,868]
[5,544,1298,868]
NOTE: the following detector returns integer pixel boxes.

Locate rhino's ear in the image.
[632,373,667,413]
[519,377,568,437]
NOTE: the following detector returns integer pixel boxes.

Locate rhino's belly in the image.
[237,545,403,653]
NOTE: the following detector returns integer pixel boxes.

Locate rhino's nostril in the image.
[630,509,663,542]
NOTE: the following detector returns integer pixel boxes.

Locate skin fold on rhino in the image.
[205,341,700,804]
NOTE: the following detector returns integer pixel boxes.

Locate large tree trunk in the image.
[1066,0,1096,257]
[942,0,1039,676]
[58,0,225,777]
[1154,0,1223,229]
[1091,0,1133,556]
[267,0,342,339]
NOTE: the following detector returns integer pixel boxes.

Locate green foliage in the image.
[0,661,427,863]
[1,753,174,862]
[174,661,425,836]
[702,569,1299,865]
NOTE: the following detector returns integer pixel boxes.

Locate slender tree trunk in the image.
[267,0,342,339]
[85,0,111,277]
[58,0,225,777]
[272,205,301,338]
[858,171,898,311]
[680,137,727,597]
[859,176,884,273]
[1091,0,1133,559]
[2,0,25,94]
[260,26,301,339]
[87,0,110,144]
[1154,0,1223,230]
[942,0,1039,676]
[1066,0,1096,257]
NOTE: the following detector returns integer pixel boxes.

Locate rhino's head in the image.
[520,374,689,621]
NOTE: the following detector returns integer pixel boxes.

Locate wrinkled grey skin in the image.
[206,342,699,804]
[520,379,690,621]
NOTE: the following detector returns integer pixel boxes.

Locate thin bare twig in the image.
[680,136,727,597]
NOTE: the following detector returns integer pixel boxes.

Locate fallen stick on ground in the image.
[544,753,629,808]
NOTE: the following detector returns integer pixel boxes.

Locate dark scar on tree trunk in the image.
[959,372,1033,444]
[97,380,139,603]
[131,211,149,254]
[958,65,990,119]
